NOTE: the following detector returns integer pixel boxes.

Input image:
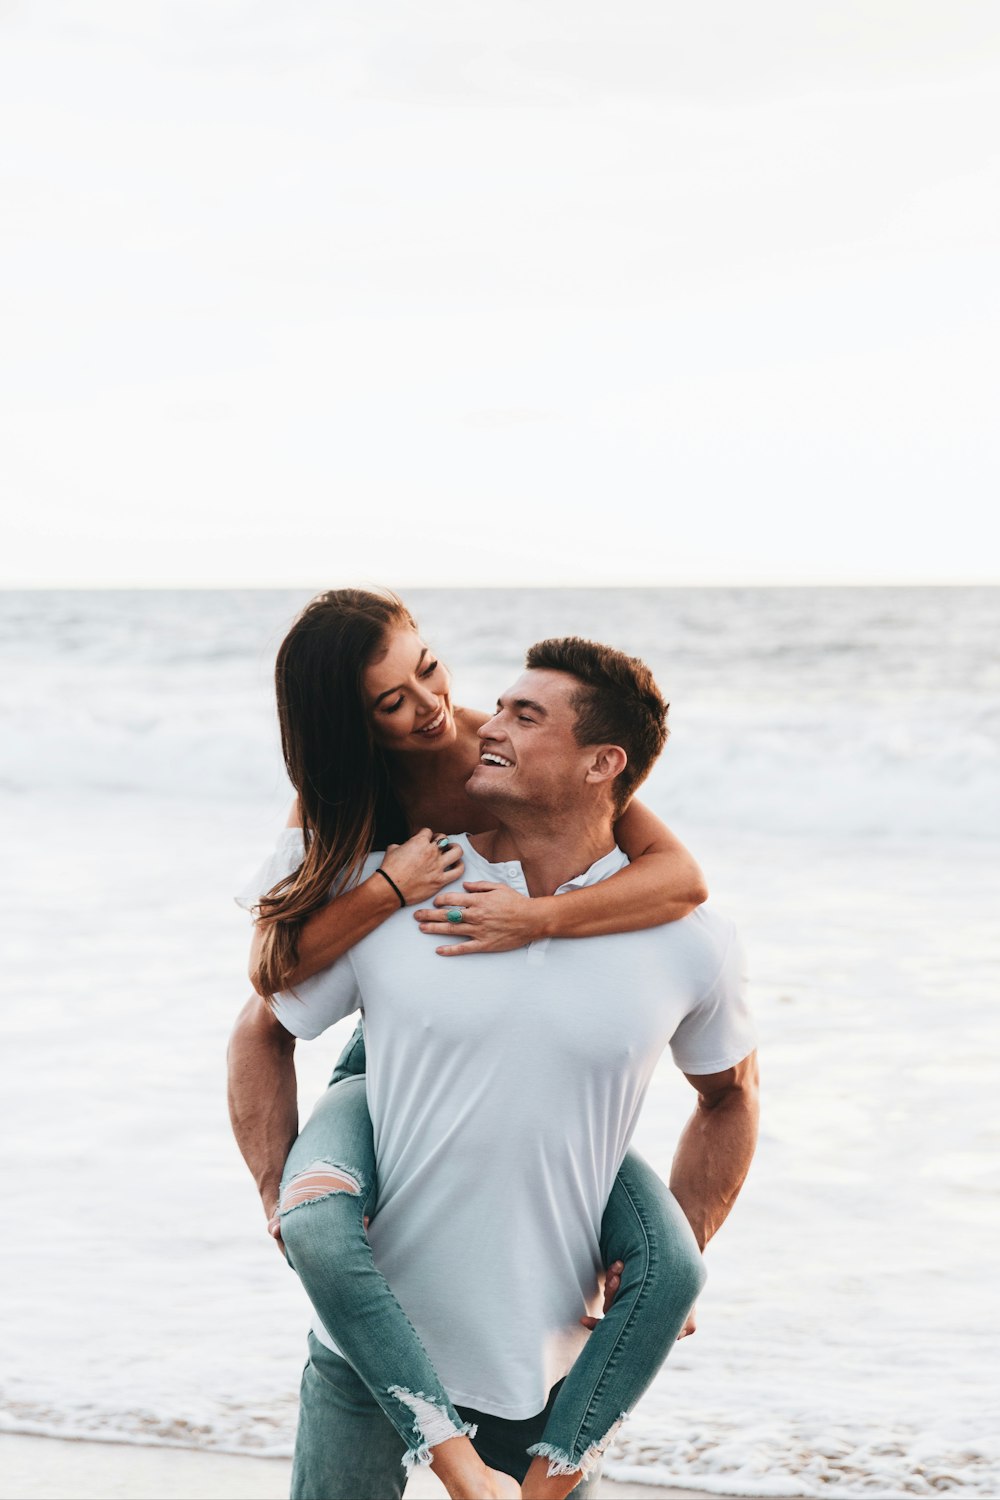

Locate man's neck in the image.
[469,808,617,897]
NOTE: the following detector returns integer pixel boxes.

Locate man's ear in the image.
[585,745,628,788]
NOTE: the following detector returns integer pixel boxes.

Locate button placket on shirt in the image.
[525,877,583,966]
[466,844,629,966]
[496,862,551,963]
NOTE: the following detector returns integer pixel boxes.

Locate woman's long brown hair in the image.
[252,588,413,997]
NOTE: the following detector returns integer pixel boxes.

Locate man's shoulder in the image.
[555,901,737,988]
[681,901,737,943]
[643,901,740,983]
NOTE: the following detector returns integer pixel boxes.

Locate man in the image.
[229,637,758,1498]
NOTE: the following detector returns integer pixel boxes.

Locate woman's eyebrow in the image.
[373,647,428,705]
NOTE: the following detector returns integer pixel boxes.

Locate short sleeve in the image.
[669,923,756,1077]
[234,827,307,913]
[235,827,363,1038]
[270,962,361,1040]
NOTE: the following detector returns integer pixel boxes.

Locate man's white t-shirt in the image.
[246,831,755,1419]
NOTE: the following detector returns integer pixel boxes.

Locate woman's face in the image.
[363,624,457,752]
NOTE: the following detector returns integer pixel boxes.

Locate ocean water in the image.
[1,587,998,1499]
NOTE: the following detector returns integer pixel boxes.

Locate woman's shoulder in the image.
[454,705,490,732]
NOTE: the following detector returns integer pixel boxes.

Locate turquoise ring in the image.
[445,907,464,924]
[436,837,452,852]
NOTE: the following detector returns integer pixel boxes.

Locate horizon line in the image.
[1,579,998,591]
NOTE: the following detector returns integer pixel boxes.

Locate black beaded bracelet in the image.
[374,866,406,909]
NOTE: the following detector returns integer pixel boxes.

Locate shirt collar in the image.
[453,834,629,895]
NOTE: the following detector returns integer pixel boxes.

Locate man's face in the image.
[466,668,602,816]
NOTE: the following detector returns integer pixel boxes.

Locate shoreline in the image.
[0,1432,780,1499]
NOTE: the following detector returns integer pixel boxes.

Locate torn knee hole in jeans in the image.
[280,1161,362,1213]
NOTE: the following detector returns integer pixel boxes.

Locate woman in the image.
[240,588,708,1500]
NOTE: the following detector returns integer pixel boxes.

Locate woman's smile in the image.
[414,703,450,739]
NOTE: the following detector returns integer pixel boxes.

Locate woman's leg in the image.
[291,1334,408,1500]
[279,1075,472,1465]
[326,1018,367,1086]
[278,1053,517,1496]
[523,1150,707,1499]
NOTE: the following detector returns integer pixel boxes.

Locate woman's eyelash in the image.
[382,661,438,713]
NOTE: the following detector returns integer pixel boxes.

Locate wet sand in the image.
[0,1432,769,1499]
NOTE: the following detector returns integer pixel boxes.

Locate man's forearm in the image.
[670,1060,760,1250]
[227,995,299,1216]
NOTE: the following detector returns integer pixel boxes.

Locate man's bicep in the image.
[233,991,295,1050]
[684,1049,759,1102]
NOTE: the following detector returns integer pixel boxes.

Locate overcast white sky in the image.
[2,2,998,586]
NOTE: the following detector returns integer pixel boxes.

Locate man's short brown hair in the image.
[524,637,669,812]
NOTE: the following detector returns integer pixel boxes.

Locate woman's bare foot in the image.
[520,1454,583,1500]
[484,1467,522,1499]
[429,1433,521,1498]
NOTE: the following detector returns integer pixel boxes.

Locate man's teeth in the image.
[481,753,513,767]
[419,708,446,733]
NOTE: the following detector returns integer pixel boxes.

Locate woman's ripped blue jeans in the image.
[278,1024,706,1479]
